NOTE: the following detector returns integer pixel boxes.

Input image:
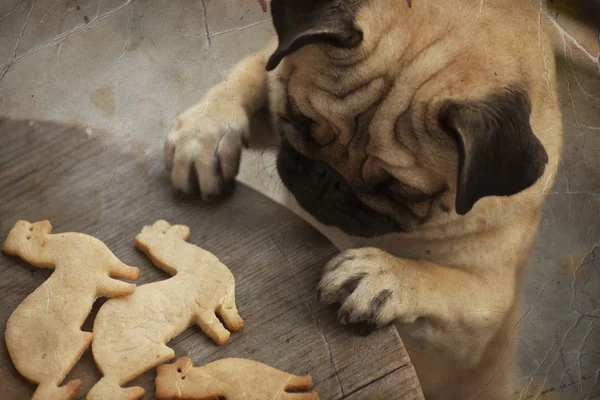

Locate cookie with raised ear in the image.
[156,357,319,400]
[2,220,139,400]
[88,220,244,400]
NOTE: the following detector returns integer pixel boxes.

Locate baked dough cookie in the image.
[2,220,139,400]
[88,220,243,400]
[156,357,319,400]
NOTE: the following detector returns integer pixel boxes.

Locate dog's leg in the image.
[317,247,516,367]
[165,38,277,198]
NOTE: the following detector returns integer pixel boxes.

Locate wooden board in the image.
[0,119,424,400]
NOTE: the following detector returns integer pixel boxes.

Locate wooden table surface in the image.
[0,119,424,400]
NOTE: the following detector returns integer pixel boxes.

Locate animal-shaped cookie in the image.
[88,220,244,400]
[156,357,320,400]
[2,220,139,400]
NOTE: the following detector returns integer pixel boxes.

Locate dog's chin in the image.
[276,145,411,238]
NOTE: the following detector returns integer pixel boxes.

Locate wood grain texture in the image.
[0,119,423,400]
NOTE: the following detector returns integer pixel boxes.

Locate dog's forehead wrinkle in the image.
[366,127,417,169]
[307,81,387,132]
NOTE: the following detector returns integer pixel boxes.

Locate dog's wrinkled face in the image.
[269,0,548,237]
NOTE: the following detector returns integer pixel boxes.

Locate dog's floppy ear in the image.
[266,0,363,71]
[439,88,548,215]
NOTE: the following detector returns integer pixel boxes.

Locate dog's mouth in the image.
[276,143,413,238]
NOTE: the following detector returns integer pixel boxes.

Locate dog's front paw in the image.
[317,248,416,328]
[164,103,249,199]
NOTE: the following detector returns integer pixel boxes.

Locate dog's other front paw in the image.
[164,103,249,199]
[317,248,417,329]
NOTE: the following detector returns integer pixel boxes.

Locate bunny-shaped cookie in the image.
[2,220,139,400]
[88,220,243,400]
[156,357,319,400]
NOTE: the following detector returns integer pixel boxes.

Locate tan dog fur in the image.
[165,1,563,398]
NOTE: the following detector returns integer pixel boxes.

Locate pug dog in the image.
[164,0,562,398]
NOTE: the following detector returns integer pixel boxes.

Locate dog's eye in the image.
[280,114,314,139]
[383,181,445,204]
[312,124,337,146]
[286,112,313,135]
[285,95,315,136]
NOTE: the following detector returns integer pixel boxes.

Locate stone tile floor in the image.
[0,1,599,399]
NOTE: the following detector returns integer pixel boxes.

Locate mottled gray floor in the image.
[0,1,599,399]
